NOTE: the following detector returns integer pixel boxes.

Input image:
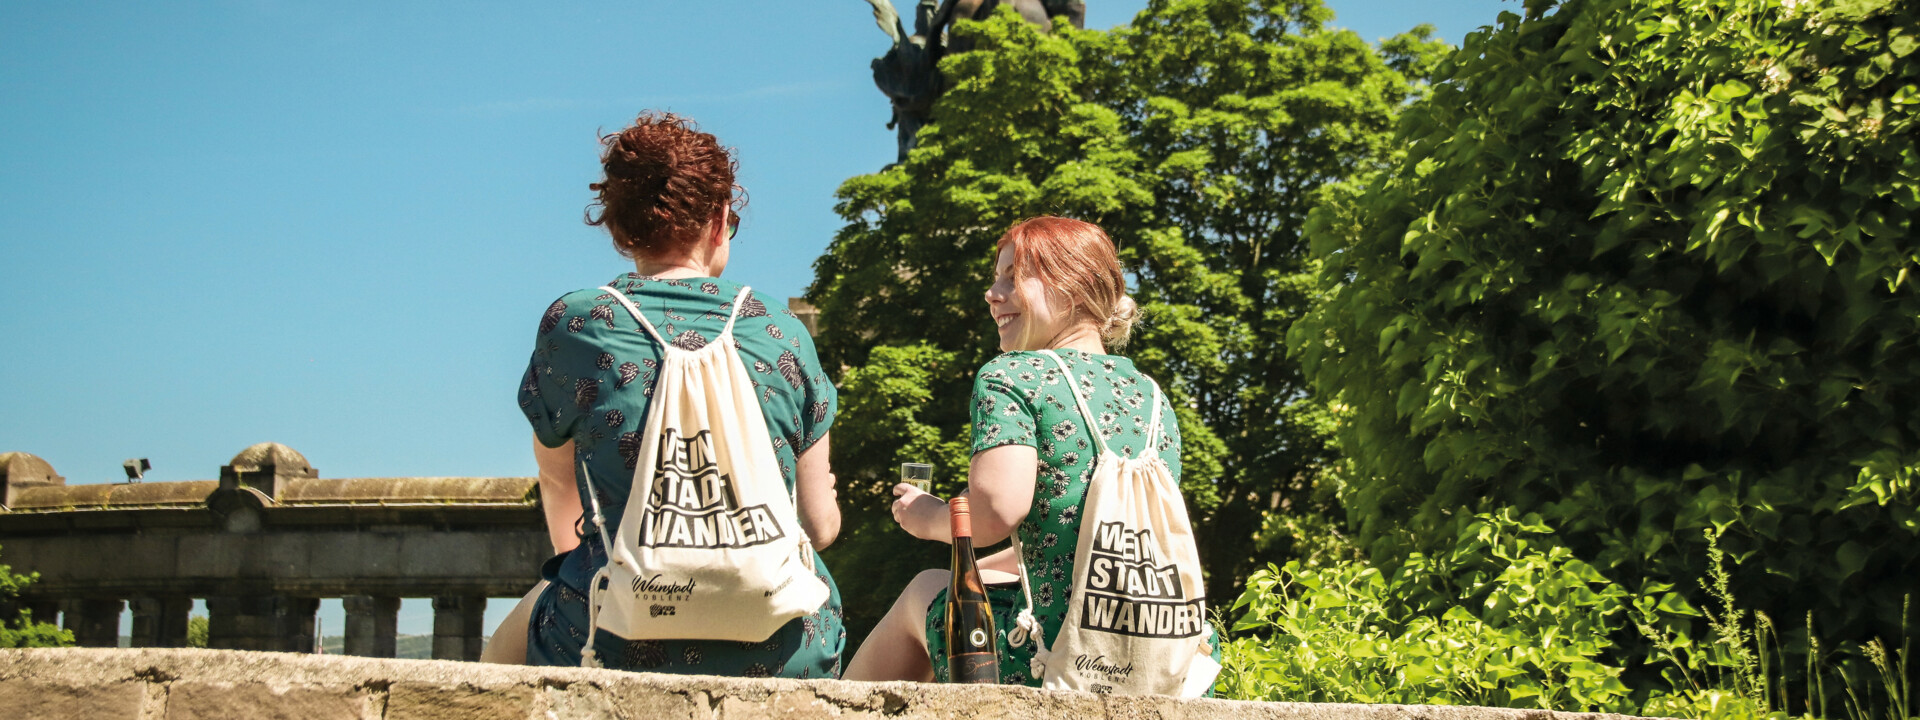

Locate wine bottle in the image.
[945,495,1000,683]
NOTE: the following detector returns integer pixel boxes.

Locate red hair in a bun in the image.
[996,217,1139,348]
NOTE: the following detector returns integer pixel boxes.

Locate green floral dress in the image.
[925,348,1210,687]
[518,273,843,677]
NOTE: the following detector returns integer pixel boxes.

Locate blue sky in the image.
[2,0,1510,637]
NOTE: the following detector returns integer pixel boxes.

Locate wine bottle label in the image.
[947,597,999,682]
[950,653,999,683]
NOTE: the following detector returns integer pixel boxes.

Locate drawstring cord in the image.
[1008,534,1051,678]
[579,460,617,668]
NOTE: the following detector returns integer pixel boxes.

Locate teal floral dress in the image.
[517,273,843,677]
[925,349,1214,687]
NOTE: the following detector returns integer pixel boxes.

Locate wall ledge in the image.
[0,648,1669,720]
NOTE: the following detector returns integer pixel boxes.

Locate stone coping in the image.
[5,480,221,512]
[0,647,1668,720]
[1,476,537,514]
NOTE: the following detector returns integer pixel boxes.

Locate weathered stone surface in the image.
[594,680,706,719]
[6,480,218,512]
[0,451,63,486]
[0,678,144,719]
[0,648,1677,720]
[226,443,315,477]
[0,450,66,511]
[166,681,370,720]
[534,684,624,720]
[4,528,545,598]
[279,476,537,505]
[387,681,535,720]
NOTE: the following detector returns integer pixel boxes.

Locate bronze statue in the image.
[865,0,1088,164]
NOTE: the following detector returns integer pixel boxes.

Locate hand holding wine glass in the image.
[890,481,951,542]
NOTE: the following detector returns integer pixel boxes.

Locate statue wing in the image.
[864,0,905,46]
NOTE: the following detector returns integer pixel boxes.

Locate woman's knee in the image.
[482,581,548,665]
[906,569,949,600]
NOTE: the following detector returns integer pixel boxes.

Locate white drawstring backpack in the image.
[575,285,828,667]
[1009,349,1220,696]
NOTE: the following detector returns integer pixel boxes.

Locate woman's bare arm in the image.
[962,443,1037,546]
[796,432,841,550]
[532,435,583,555]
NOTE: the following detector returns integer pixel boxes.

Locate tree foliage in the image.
[0,544,71,648]
[1291,0,1920,686]
[187,615,208,648]
[812,0,1443,641]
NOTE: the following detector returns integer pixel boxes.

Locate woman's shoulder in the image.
[536,275,763,321]
[976,351,1054,381]
[738,287,801,327]
[531,286,624,336]
[977,349,1137,378]
[730,288,824,361]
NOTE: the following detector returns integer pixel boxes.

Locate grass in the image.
[1641,530,1914,720]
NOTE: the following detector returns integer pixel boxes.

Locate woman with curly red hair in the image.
[503,112,844,677]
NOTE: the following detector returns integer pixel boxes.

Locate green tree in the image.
[1291,0,1920,694]
[186,615,208,648]
[0,544,71,648]
[812,0,1444,641]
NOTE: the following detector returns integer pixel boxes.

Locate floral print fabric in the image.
[517,273,842,677]
[925,348,1182,685]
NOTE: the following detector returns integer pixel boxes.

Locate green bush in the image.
[1289,0,1920,692]
[1222,516,1915,720]
[0,544,70,648]
[1221,511,1636,710]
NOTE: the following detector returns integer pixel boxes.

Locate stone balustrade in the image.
[0,445,545,660]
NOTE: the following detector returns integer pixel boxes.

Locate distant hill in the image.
[318,634,451,659]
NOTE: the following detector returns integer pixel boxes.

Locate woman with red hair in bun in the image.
[498,112,844,677]
[843,217,1218,690]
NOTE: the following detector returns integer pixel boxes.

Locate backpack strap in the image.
[605,284,755,346]
[591,284,782,521]
[578,460,615,668]
[1039,350,1166,461]
[719,286,753,340]
[1010,350,1093,669]
[1141,376,1166,456]
[600,286,667,348]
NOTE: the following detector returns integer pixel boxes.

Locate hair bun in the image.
[1100,295,1140,348]
[584,111,739,259]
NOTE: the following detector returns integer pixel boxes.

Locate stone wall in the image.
[0,445,545,657]
[0,648,1665,720]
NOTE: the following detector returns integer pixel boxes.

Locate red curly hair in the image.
[585,112,744,258]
